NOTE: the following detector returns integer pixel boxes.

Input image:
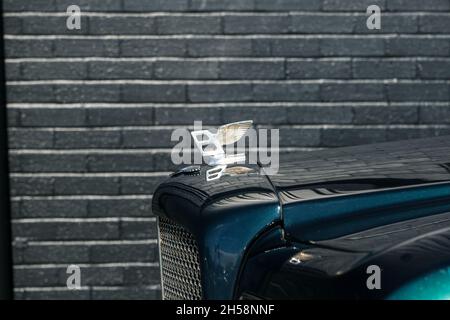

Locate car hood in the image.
[263,135,450,246]
[154,136,450,243]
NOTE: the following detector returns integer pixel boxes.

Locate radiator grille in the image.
[158,217,203,300]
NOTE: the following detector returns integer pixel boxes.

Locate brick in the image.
[5,62,21,80]
[154,61,218,79]
[14,268,61,287]
[120,176,167,194]
[3,0,56,11]
[54,177,120,195]
[322,128,387,147]
[287,59,351,79]
[20,108,86,127]
[188,83,253,102]
[21,244,90,263]
[21,16,88,35]
[157,16,221,34]
[91,287,160,300]
[387,0,450,11]
[3,17,22,34]
[280,128,321,147]
[10,177,54,196]
[13,240,32,260]
[154,106,221,125]
[121,39,186,57]
[123,0,189,11]
[89,17,155,35]
[122,128,173,148]
[4,40,53,58]
[323,0,386,11]
[321,83,385,101]
[321,38,385,56]
[8,155,21,172]
[286,106,353,124]
[152,152,178,171]
[190,0,254,10]
[79,267,117,286]
[21,62,87,80]
[219,60,284,79]
[291,14,356,33]
[19,199,88,218]
[420,15,450,33]
[90,243,157,263]
[386,128,443,141]
[386,83,449,101]
[251,39,272,56]
[79,266,124,286]
[54,39,119,57]
[386,38,450,56]
[10,201,21,218]
[55,0,122,11]
[418,60,450,79]
[120,220,157,239]
[188,38,253,57]
[88,199,153,217]
[13,220,119,240]
[123,266,160,285]
[7,85,54,103]
[353,106,419,124]
[87,154,154,172]
[11,154,87,173]
[222,106,287,124]
[55,84,121,103]
[269,39,320,57]
[420,106,450,124]
[224,15,289,34]
[19,289,90,300]
[255,0,320,11]
[121,84,186,102]
[352,59,416,79]
[87,107,154,126]
[54,130,121,149]
[253,83,320,101]
[8,129,54,149]
[382,15,419,33]
[89,61,153,79]
[7,109,20,127]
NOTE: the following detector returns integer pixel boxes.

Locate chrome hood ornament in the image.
[191,120,253,181]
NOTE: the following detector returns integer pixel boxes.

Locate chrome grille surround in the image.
[158,217,203,300]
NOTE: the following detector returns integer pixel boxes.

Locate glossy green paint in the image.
[388,266,450,300]
[198,198,281,299]
[283,182,450,241]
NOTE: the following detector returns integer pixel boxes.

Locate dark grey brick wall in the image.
[3,0,450,299]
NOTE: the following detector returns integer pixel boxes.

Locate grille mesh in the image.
[158,217,203,300]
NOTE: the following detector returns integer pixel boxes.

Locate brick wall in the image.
[3,0,450,299]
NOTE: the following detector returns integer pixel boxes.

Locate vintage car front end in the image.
[152,136,450,300]
[152,164,281,299]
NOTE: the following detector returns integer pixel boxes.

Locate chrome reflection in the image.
[289,251,316,265]
[206,165,256,182]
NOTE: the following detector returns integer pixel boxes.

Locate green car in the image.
[153,136,450,300]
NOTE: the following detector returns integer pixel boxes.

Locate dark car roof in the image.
[266,135,450,203]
